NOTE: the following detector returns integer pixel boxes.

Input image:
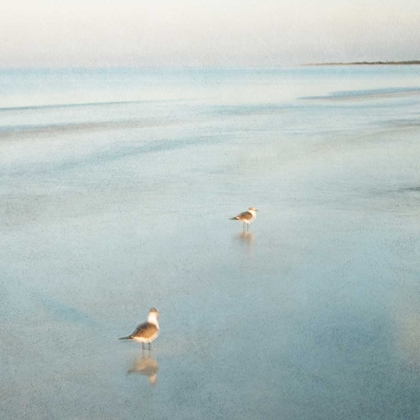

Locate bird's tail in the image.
[119,335,132,340]
[229,217,238,220]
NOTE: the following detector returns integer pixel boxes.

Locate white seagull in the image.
[230,207,258,230]
[119,308,160,350]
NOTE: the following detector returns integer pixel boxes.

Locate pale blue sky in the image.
[1,0,419,67]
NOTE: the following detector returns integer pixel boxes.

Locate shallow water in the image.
[1,66,420,419]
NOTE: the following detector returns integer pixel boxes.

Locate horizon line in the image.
[1,59,419,71]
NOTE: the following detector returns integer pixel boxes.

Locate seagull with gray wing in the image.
[119,308,160,350]
[230,207,258,230]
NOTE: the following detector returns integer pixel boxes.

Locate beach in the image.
[1,66,420,419]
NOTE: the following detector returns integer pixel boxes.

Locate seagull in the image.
[230,207,258,230]
[119,308,160,350]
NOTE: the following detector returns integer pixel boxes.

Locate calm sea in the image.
[1,67,420,419]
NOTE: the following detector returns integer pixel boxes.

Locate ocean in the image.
[1,66,420,419]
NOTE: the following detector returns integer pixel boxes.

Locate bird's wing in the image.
[132,322,159,339]
[235,211,253,221]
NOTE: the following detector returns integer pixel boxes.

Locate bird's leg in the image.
[142,343,145,350]
[148,343,151,351]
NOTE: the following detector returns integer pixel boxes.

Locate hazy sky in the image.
[1,0,419,67]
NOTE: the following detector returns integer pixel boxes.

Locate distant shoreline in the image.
[307,60,420,66]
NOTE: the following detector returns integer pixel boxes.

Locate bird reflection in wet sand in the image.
[238,231,255,243]
[128,350,159,386]
[236,231,255,252]
[119,308,160,350]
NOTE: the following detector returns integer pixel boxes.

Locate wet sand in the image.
[1,67,420,419]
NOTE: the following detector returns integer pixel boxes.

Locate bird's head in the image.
[149,308,160,317]
[147,308,160,325]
